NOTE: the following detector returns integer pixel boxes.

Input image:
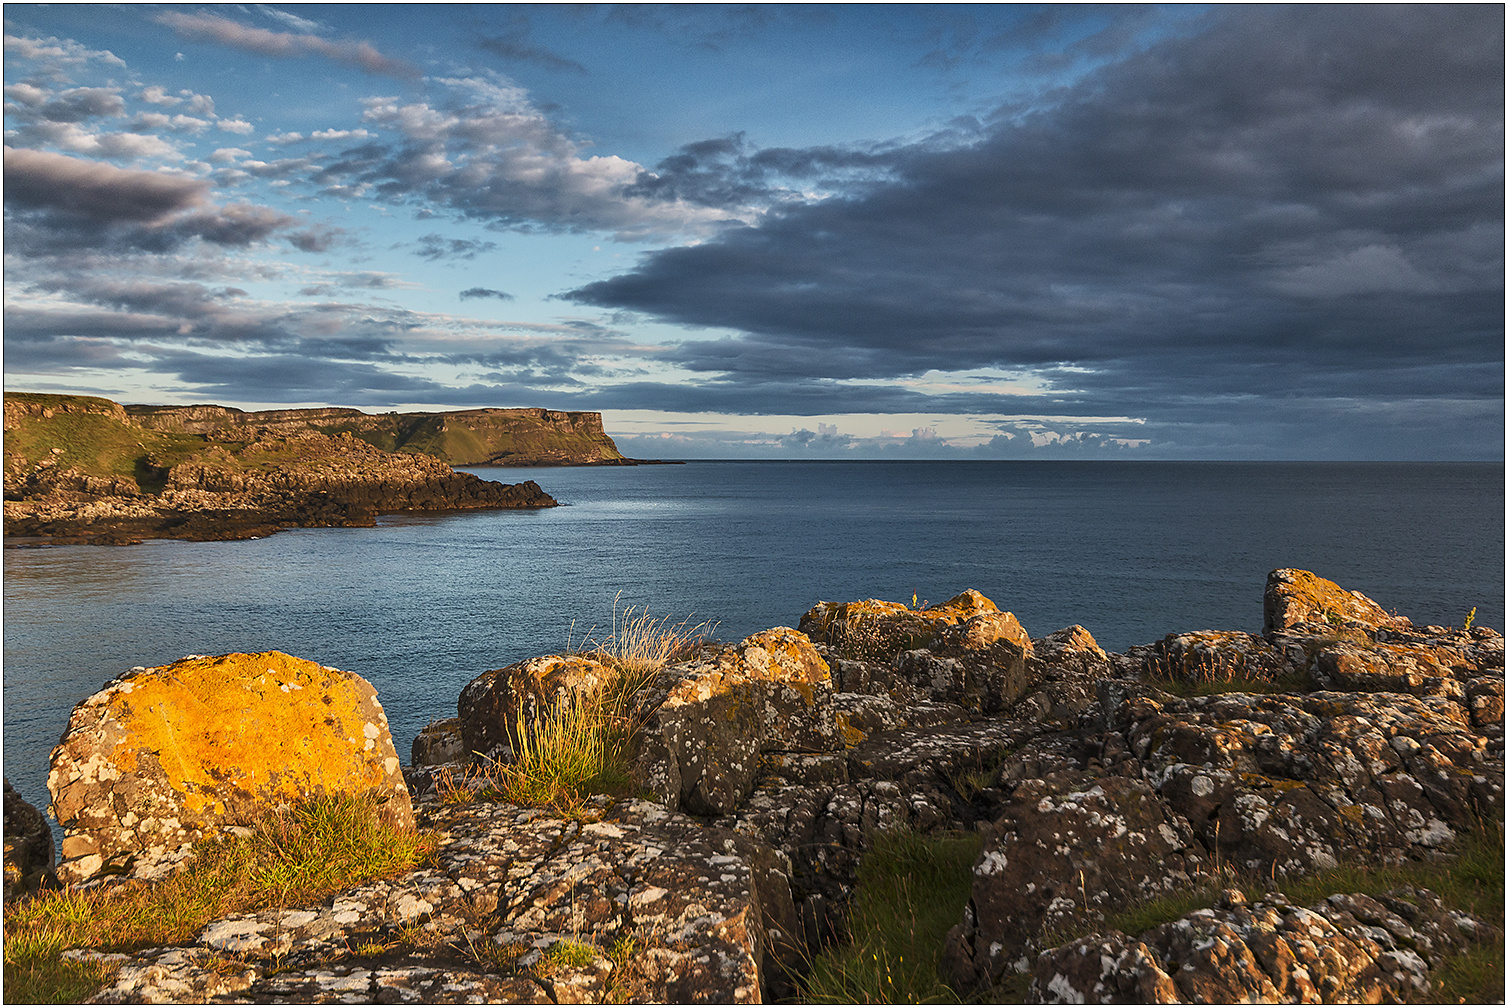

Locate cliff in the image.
[122,402,638,466]
[3,393,559,544]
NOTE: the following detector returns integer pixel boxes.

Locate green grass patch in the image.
[4,401,207,490]
[800,829,982,1004]
[3,794,435,1004]
[485,599,716,813]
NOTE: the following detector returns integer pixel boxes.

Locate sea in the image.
[4,460,1503,823]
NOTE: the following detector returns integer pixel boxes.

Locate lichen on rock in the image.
[48,651,413,886]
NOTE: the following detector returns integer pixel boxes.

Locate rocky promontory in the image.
[4,393,560,544]
[6,569,1503,1003]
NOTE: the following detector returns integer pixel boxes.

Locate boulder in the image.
[797,589,1000,662]
[631,628,835,816]
[1029,886,1491,1004]
[4,778,55,900]
[48,651,413,886]
[1263,568,1414,635]
[410,717,466,766]
[1108,687,1501,874]
[457,654,616,763]
[942,771,1212,991]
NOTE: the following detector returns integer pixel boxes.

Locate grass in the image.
[1143,649,1311,697]
[487,597,715,812]
[3,794,435,1004]
[800,829,982,1004]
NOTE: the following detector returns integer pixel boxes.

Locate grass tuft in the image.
[488,598,714,812]
[800,829,981,1004]
[3,793,434,1004]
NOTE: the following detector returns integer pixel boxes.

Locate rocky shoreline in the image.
[4,394,561,545]
[4,568,1502,1003]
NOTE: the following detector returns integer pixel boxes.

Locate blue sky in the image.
[4,4,1502,459]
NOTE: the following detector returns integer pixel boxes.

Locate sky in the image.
[3,4,1503,460]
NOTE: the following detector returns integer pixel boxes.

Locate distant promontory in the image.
[2,393,661,545]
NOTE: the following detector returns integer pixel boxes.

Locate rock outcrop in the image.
[5,410,557,544]
[30,570,1505,1003]
[48,652,413,886]
[1030,886,1490,1004]
[4,777,56,900]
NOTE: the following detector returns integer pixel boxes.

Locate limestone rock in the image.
[457,655,616,763]
[942,771,1211,991]
[1263,568,1414,634]
[78,796,799,1004]
[1109,688,1500,874]
[631,628,836,815]
[797,589,1000,662]
[4,777,55,900]
[1028,887,1490,1004]
[410,717,465,766]
[48,652,413,886]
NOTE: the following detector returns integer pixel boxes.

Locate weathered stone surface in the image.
[1263,568,1414,634]
[4,777,56,900]
[1028,886,1492,1004]
[75,796,798,1004]
[1014,626,1116,729]
[797,589,1001,662]
[49,652,413,886]
[410,717,465,766]
[943,771,1212,990]
[631,628,836,815]
[894,609,1035,714]
[457,654,617,763]
[1110,688,1501,874]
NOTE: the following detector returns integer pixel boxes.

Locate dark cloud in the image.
[413,234,500,261]
[459,287,513,301]
[477,30,587,74]
[4,147,299,255]
[567,6,1504,457]
[4,146,208,222]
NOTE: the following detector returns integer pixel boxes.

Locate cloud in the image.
[3,33,126,78]
[459,287,514,301]
[413,234,499,261]
[477,26,588,74]
[156,11,420,80]
[566,6,1504,455]
[295,74,744,240]
[3,147,297,254]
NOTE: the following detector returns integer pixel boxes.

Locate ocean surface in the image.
[5,460,1503,823]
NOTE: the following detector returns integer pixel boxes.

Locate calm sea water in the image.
[4,461,1503,820]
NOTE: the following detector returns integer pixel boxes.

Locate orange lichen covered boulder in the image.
[1263,568,1414,634]
[797,589,1002,660]
[48,651,413,886]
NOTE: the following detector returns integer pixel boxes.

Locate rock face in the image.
[30,571,1505,1004]
[124,403,635,467]
[48,652,414,886]
[1264,567,1415,634]
[1030,886,1490,1004]
[4,777,56,900]
[630,628,837,816]
[73,797,800,1004]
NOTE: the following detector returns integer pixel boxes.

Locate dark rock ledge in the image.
[4,568,1501,1003]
